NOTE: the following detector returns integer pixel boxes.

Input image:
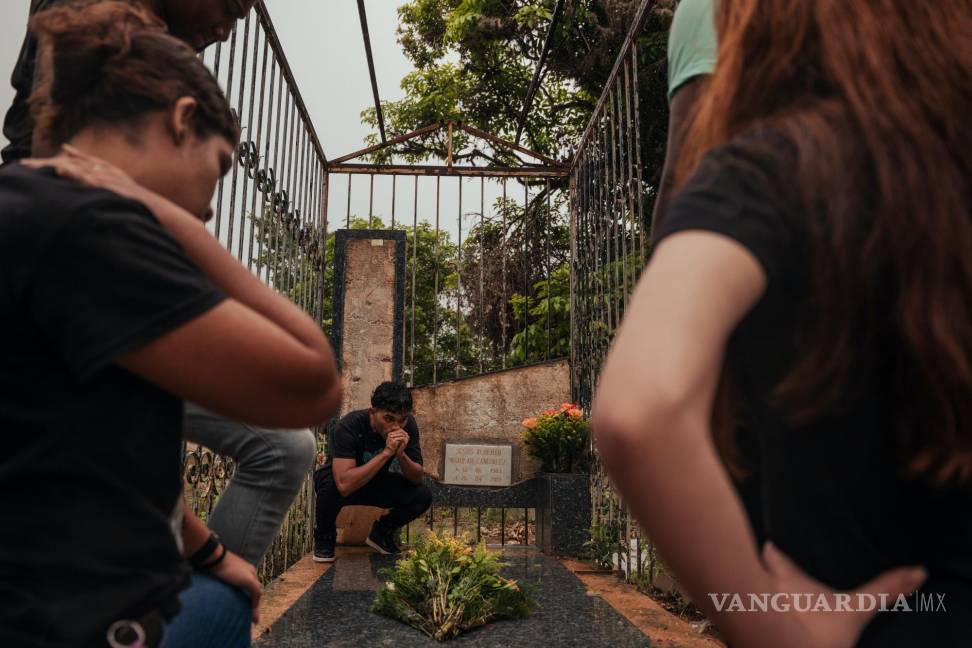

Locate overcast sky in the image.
[0,1,535,242]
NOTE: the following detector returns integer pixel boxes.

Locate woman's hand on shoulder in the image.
[22,144,157,206]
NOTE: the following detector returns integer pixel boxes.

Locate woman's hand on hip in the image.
[754,542,926,648]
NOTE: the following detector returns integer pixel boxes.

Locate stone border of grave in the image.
[425,474,591,555]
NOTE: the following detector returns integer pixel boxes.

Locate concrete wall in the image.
[336,237,400,414]
[412,359,572,483]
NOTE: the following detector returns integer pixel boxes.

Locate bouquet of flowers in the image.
[520,403,590,473]
[372,532,535,640]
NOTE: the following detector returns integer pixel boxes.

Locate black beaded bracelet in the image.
[188,532,221,570]
[198,543,227,572]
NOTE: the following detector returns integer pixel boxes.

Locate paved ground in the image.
[562,560,725,648]
[255,547,654,647]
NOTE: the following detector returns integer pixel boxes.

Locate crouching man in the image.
[313,382,432,562]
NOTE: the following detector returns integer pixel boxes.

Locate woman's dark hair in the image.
[677,0,972,485]
[371,382,413,415]
[29,0,239,147]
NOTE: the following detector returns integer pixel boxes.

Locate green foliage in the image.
[401,218,479,385]
[520,404,590,473]
[458,187,571,370]
[249,203,328,322]
[584,522,618,570]
[367,0,595,164]
[573,249,648,354]
[361,0,676,192]
[509,263,570,363]
[373,532,536,641]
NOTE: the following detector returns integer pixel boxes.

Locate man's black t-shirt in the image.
[319,409,423,482]
[0,164,226,646]
[657,132,972,645]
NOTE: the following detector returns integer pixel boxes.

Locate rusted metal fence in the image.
[185,1,327,584]
[325,121,572,389]
[569,0,661,589]
[405,506,537,548]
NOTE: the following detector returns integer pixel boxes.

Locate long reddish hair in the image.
[677,0,972,484]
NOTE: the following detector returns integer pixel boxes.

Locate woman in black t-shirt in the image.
[0,3,340,647]
[593,1,971,647]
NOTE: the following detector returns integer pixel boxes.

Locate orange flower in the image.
[521,417,538,429]
[543,409,558,416]
[560,402,575,411]
[567,408,583,421]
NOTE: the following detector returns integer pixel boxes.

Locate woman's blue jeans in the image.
[161,574,251,648]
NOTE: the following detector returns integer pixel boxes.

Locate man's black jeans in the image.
[313,469,433,543]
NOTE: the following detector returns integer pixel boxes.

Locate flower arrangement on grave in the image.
[520,402,590,473]
[372,531,535,641]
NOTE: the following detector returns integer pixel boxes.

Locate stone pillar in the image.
[537,473,591,556]
[330,229,405,544]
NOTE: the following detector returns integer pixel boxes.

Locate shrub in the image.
[372,532,535,640]
[584,522,617,570]
[520,402,590,473]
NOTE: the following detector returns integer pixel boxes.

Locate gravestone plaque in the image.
[443,443,513,486]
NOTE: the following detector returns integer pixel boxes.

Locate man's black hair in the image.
[371,382,413,414]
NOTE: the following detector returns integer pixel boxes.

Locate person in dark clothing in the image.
[3,0,256,165]
[2,3,339,646]
[314,382,433,562]
[592,0,971,647]
[4,0,324,576]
